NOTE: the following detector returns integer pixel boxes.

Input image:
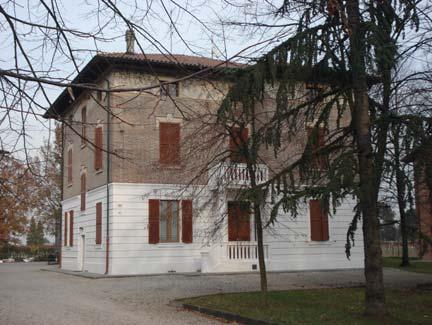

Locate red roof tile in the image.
[98,52,243,69]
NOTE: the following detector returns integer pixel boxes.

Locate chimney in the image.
[125,29,135,54]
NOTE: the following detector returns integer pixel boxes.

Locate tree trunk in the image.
[346,0,386,316]
[393,127,410,267]
[254,201,268,293]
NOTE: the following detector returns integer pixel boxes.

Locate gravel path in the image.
[0,263,431,325]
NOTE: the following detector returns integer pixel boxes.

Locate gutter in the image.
[105,79,111,275]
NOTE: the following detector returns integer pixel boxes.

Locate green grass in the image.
[181,288,432,324]
[383,257,432,274]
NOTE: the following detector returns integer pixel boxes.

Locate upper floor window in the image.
[97,90,103,102]
[306,126,326,169]
[229,127,249,163]
[309,199,329,241]
[159,123,180,165]
[305,83,324,101]
[94,126,103,171]
[81,107,87,146]
[67,147,73,184]
[160,81,179,97]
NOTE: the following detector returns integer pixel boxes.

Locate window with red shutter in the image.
[64,212,68,246]
[81,107,87,146]
[67,148,73,184]
[69,210,74,246]
[148,199,160,244]
[309,200,329,241]
[182,200,193,243]
[159,123,180,165]
[306,127,326,169]
[94,127,103,171]
[96,202,102,245]
[229,127,248,163]
[80,173,86,211]
[228,201,251,241]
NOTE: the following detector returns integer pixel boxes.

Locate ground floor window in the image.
[228,201,251,241]
[159,200,179,242]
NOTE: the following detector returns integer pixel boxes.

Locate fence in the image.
[381,241,417,257]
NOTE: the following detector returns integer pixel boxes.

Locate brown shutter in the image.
[64,212,68,246]
[80,173,86,211]
[67,148,73,183]
[69,210,74,246]
[148,199,160,244]
[238,202,251,241]
[310,200,329,241]
[228,202,237,241]
[160,123,180,164]
[94,127,103,170]
[96,202,102,245]
[81,107,87,145]
[181,200,193,243]
[230,127,248,163]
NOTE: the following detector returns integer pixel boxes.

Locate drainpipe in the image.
[105,79,111,275]
[59,122,65,268]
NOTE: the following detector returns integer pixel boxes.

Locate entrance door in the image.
[78,233,85,271]
[228,201,251,241]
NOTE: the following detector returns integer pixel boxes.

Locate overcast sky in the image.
[1,1,288,159]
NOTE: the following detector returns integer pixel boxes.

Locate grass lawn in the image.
[181,288,432,324]
[383,257,432,274]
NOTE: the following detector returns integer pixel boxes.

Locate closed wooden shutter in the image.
[181,200,193,243]
[229,127,248,163]
[307,127,326,169]
[80,173,86,211]
[228,201,250,241]
[67,148,73,183]
[64,212,68,246]
[238,202,251,241]
[94,127,103,170]
[159,123,180,164]
[81,107,87,145]
[310,200,329,241]
[148,199,160,244]
[69,210,74,246]
[96,202,102,245]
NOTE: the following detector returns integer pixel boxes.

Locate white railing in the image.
[209,163,268,190]
[227,242,268,261]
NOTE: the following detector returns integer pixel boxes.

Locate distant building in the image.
[405,138,432,260]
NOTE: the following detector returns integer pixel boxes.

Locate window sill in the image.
[156,243,184,248]
[67,183,73,188]
[95,169,103,174]
[307,240,335,245]
[159,164,182,170]
[80,144,86,150]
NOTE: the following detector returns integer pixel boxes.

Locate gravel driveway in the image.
[0,263,431,325]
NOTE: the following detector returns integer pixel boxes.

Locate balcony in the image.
[208,162,268,190]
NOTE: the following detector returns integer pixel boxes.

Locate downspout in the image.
[59,122,65,268]
[105,79,111,274]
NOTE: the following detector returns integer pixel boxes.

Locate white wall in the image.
[61,184,112,274]
[61,183,364,275]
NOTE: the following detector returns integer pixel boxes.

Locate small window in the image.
[67,147,73,184]
[159,200,179,242]
[81,107,87,146]
[305,83,324,101]
[160,81,179,97]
